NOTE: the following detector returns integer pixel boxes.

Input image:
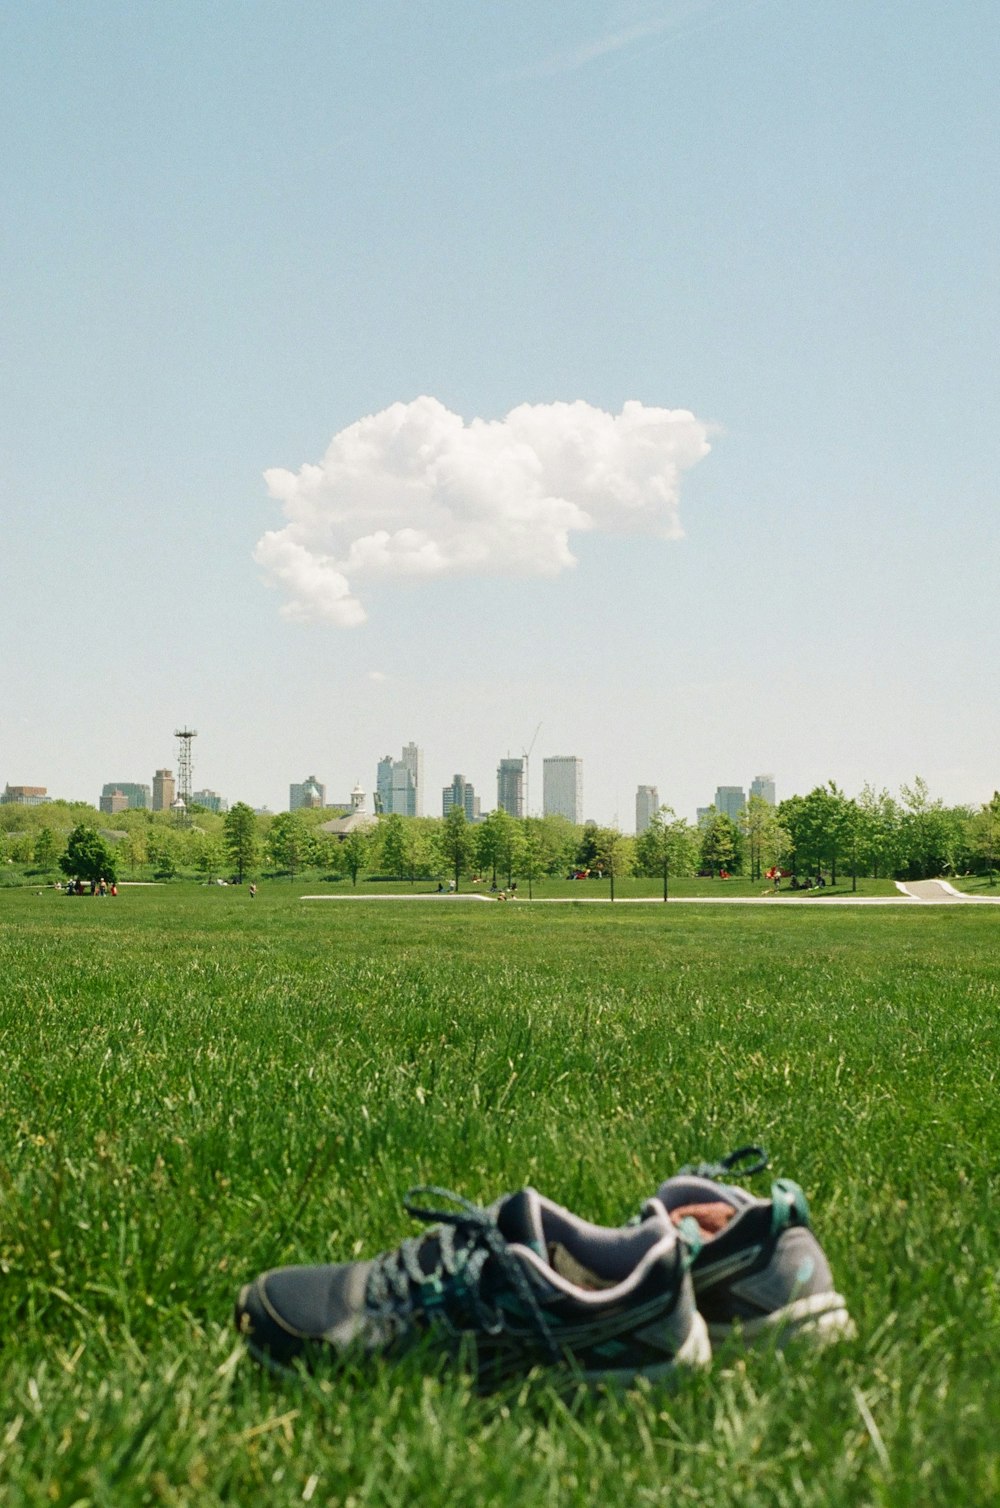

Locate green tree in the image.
[268,811,313,880]
[476,808,512,886]
[576,820,600,871]
[437,807,473,892]
[520,817,546,898]
[224,802,259,883]
[378,814,408,881]
[855,784,901,879]
[898,777,968,879]
[342,827,371,886]
[32,826,62,873]
[594,826,633,901]
[970,792,1000,884]
[59,825,117,885]
[739,794,790,882]
[194,832,225,883]
[636,806,697,900]
[699,810,742,877]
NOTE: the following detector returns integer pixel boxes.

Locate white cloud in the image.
[254,396,711,627]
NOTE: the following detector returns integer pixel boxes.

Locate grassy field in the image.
[1,886,997,1506]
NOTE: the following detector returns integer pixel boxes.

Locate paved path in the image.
[302,884,1000,906]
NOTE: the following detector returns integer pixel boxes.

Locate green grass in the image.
[1,887,997,1506]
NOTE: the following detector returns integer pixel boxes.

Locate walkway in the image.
[301,882,1000,906]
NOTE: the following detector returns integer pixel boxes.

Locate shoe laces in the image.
[677,1144,769,1181]
[365,1187,561,1361]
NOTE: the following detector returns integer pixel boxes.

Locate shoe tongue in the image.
[495,1188,547,1253]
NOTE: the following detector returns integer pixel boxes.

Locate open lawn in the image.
[1,887,997,1506]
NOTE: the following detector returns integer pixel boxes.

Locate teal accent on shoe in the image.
[770,1179,810,1234]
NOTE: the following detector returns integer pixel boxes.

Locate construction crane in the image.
[522,722,542,818]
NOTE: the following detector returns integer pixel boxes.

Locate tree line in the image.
[4,778,1000,889]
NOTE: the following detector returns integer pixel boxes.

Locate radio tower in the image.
[175,727,197,808]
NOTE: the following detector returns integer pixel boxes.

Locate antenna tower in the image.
[175,727,197,806]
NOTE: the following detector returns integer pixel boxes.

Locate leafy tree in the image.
[476,809,513,886]
[636,806,697,900]
[194,832,225,883]
[152,831,181,879]
[699,811,742,877]
[59,825,117,885]
[593,826,633,901]
[378,814,408,881]
[898,777,969,879]
[32,826,62,873]
[738,795,791,882]
[970,792,1000,884]
[402,824,436,884]
[576,820,601,870]
[121,828,148,878]
[437,807,473,891]
[854,784,901,879]
[342,827,371,886]
[520,818,546,898]
[224,802,259,883]
[268,811,313,880]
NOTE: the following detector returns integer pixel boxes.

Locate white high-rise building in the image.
[543,756,583,824]
[635,785,659,835]
[750,773,776,805]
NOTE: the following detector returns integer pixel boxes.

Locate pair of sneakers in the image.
[234,1147,853,1387]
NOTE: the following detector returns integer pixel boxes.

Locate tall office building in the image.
[442,774,480,821]
[714,786,746,823]
[497,756,526,818]
[750,773,776,805]
[635,784,659,835]
[376,753,417,816]
[152,769,176,811]
[401,742,424,817]
[101,781,150,810]
[290,776,326,811]
[192,789,228,813]
[543,756,583,823]
[100,789,130,815]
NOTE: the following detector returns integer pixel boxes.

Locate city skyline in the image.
[4,4,998,823]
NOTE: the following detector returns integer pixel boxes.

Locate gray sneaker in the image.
[651,1148,854,1348]
[235,1185,710,1387]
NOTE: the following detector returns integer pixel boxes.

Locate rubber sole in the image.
[707,1291,854,1348]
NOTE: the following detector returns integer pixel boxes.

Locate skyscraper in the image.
[497,757,526,818]
[543,756,583,823]
[442,774,480,821]
[376,752,416,816]
[152,770,176,811]
[750,773,776,805]
[290,776,326,811]
[401,741,424,817]
[101,781,150,810]
[192,790,228,813]
[635,784,659,835]
[714,786,746,823]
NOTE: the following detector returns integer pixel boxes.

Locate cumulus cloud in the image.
[254,396,711,627]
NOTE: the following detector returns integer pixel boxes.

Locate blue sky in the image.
[2,0,998,823]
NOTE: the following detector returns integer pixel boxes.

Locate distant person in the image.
[110,882,118,897]
[249,883,257,899]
